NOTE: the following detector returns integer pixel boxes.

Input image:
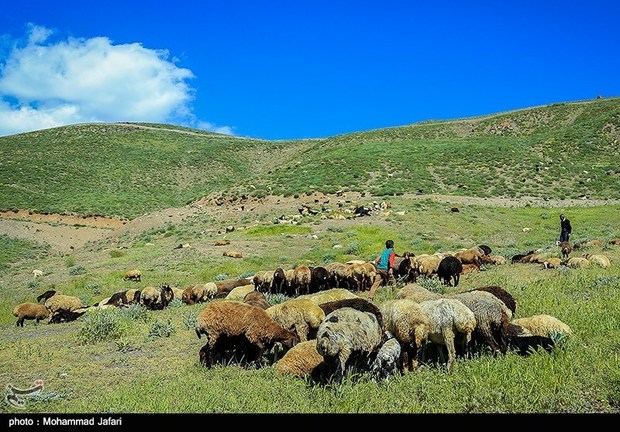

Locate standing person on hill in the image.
[559,214,572,243]
[368,239,397,300]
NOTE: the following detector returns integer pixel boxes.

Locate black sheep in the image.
[272,268,287,295]
[478,244,492,256]
[36,290,57,303]
[310,266,331,293]
[437,256,463,287]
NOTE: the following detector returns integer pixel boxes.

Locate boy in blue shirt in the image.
[368,239,397,300]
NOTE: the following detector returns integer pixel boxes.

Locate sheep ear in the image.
[327,315,339,323]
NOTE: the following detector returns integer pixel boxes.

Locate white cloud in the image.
[195,121,235,135]
[0,25,233,136]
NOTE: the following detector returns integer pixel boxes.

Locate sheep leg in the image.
[337,348,351,381]
[443,329,456,373]
[16,318,24,327]
[296,322,309,343]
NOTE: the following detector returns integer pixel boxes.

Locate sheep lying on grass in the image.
[13,303,50,326]
[225,284,256,301]
[140,285,174,310]
[316,307,383,383]
[123,269,142,282]
[276,340,326,380]
[582,253,611,268]
[297,288,359,305]
[195,301,299,369]
[266,299,325,342]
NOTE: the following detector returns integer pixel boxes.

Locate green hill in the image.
[1,97,619,218]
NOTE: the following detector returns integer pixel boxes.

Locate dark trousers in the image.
[560,232,570,242]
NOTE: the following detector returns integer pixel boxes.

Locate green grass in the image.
[0,235,49,270]
[1,98,619,218]
[1,201,619,413]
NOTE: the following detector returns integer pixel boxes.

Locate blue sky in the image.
[0,1,618,139]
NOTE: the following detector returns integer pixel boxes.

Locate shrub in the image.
[181,310,198,330]
[68,265,85,275]
[418,276,446,294]
[27,279,39,289]
[266,293,289,306]
[117,304,149,323]
[148,319,176,339]
[345,241,362,255]
[167,299,184,309]
[109,250,125,258]
[85,283,101,295]
[215,273,229,281]
[78,310,125,344]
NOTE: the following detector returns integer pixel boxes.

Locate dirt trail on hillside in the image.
[1,193,618,253]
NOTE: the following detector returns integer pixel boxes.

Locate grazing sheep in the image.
[559,241,572,259]
[447,291,511,355]
[437,256,463,287]
[106,291,129,307]
[319,298,383,329]
[13,303,50,326]
[326,262,352,290]
[36,290,57,303]
[418,298,477,373]
[293,265,312,296]
[393,256,417,283]
[455,248,484,267]
[473,286,517,316]
[44,294,87,323]
[226,284,257,301]
[510,315,572,338]
[297,288,359,305]
[32,269,44,278]
[542,258,562,269]
[379,299,431,372]
[182,283,213,305]
[310,266,331,293]
[171,287,185,302]
[252,271,273,293]
[272,267,287,295]
[223,251,243,258]
[243,290,270,309]
[276,340,326,380]
[284,269,296,295]
[415,255,442,278]
[140,284,174,310]
[565,257,590,268]
[125,289,141,304]
[507,335,556,356]
[489,255,507,265]
[123,269,142,282]
[396,284,441,303]
[195,301,299,368]
[214,278,253,297]
[582,253,611,268]
[369,337,403,380]
[316,307,384,382]
[213,240,230,246]
[478,245,492,256]
[266,299,325,342]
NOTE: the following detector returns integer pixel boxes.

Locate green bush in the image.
[148,318,176,339]
[117,304,149,323]
[78,310,126,345]
[68,265,85,275]
[109,250,125,258]
[181,310,198,330]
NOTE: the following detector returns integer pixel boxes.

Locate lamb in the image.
[565,257,590,268]
[461,263,480,274]
[472,286,518,316]
[418,298,477,373]
[140,284,174,310]
[369,337,402,380]
[316,307,384,382]
[123,269,142,282]
[44,294,86,322]
[106,291,129,307]
[447,291,511,355]
[437,256,463,287]
[379,299,431,372]
[297,288,359,305]
[226,284,258,301]
[275,340,326,380]
[266,299,326,342]
[195,301,299,368]
[582,253,611,268]
[36,290,57,303]
[319,298,383,329]
[32,269,44,278]
[243,290,270,309]
[13,303,50,326]
[396,284,441,303]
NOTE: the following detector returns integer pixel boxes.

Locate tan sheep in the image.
[542,258,562,269]
[396,283,441,302]
[276,340,325,378]
[266,299,326,342]
[510,315,572,338]
[297,288,359,305]
[223,251,243,258]
[123,269,142,282]
[582,253,611,268]
[489,255,507,265]
[13,303,50,326]
[565,257,590,268]
[225,284,256,301]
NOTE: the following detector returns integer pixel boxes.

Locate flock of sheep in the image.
[13,237,613,383]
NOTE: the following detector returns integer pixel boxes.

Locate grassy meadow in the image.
[1,198,619,413]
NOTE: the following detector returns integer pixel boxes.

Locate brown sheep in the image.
[243,290,270,309]
[582,253,611,268]
[13,303,50,326]
[542,258,562,269]
[276,340,325,379]
[195,301,299,368]
[293,265,312,296]
[455,248,484,267]
[559,241,572,259]
[123,269,141,282]
[214,278,253,297]
[223,251,243,258]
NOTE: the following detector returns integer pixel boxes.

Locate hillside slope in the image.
[1,98,619,218]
